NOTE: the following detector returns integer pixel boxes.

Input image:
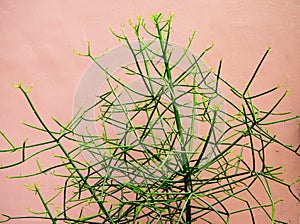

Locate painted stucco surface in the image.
[0,1,299,223]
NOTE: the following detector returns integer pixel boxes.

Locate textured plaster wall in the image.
[0,1,299,223]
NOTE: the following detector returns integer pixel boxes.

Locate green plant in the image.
[0,13,299,224]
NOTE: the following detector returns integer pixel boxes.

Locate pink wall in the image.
[0,1,299,223]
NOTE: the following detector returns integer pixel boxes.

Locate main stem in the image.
[155,17,192,223]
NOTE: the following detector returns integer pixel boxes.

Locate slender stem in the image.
[18,86,115,223]
[34,185,56,224]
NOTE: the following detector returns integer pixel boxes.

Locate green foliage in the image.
[0,13,299,224]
